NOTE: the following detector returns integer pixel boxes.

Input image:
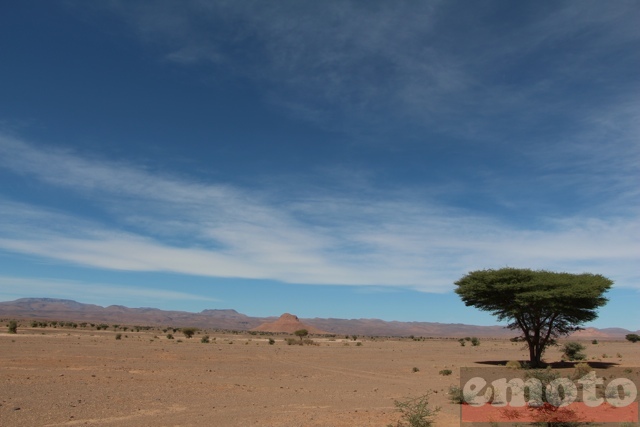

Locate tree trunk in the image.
[528,341,544,367]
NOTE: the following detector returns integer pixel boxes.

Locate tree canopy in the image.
[455,268,612,367]
[294,329,309,341]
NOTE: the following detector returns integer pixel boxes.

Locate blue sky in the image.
[1,1,638,329]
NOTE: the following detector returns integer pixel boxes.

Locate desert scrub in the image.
[571,362,591,380]
[470,337,480,346]
[562,342,586,361]
[268,338,275,345]
[115,333,122,340]
[448,385,464,404]
[166,333,174,339]
[181,327,198,338]
[439,369,452,376]
[387,392,440,427]
[201,335,210,343]
[8,320,17,334]
[505,360,522,369]
[412,367,420,373]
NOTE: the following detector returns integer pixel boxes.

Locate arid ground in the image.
[1,327,638,426]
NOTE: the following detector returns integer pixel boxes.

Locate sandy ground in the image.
[1,328,638,426]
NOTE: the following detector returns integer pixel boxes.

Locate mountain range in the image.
[0,298,635,339]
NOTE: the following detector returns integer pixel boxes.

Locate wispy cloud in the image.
[1,135,638,291]
[86,1,640,220]
[95,1,640,134]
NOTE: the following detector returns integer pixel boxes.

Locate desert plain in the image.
[1,326,639,427]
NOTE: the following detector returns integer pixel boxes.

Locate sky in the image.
[0,1,638,330]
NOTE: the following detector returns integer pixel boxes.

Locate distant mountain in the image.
[0,298,267,330]
[0,298,635,338]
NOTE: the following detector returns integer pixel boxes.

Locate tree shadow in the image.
[474,360,619,369]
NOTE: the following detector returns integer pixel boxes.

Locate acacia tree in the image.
[294,329,308,342]
[455,268,611,367]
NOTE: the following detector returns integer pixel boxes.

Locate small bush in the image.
[572,362,591,380]
[201,335,210,343]
[356,342,363,346]
[592,339,598,345]
[166,333,174,339]
[387,392,440,427]
[268,338,275,345]
[115,333,122,340]
[412,367,420,373]
[286,338,301,346]
[182,327,198,339]
[505,360,521,369]
[439,369,452,376]
[470,337,480,346]
[8,320,17,334]
[448,385,464,404]
[458,338,465,347]
[562,342,586,361]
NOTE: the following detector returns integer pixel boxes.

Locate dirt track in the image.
[1,328,638,426]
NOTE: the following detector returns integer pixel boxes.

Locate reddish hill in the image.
[252,313,328,334]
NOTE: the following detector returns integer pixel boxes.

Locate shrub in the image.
[591,339,598,345]
[625,334,640,343]
[448,385,465,404]
[562,342,586,361]
[303,339,317,346]
[356,342,363,346]
[412,367,420,373]
[458,338,465,347]
[505,360,521,369]
[470,337,480,346]
[8,320,17,334]
[201,335,210,343]
[572,362,591,380]
[286,338,301,346]
[268,338,275,345]
[387,392,440,427]
[115,333,122,340]
[30,321,38,328]
[166,333,174,339]
[182,327,198,339]
[439,369,452,376]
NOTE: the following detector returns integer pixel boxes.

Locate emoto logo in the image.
[460,367,639,425]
